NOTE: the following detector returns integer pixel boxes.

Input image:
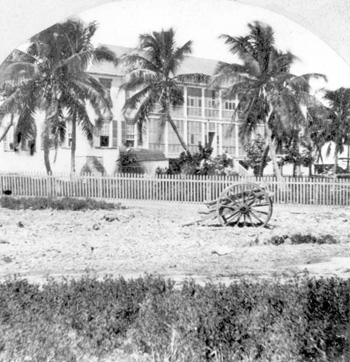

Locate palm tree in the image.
[323,87,350,174]
[121,28,208,154]
[212,21,326,179]
[0,19,117,174]
[0,50,39,148]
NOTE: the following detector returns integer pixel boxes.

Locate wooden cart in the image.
[185,182,273,227]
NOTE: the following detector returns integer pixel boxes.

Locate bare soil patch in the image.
[1,201,350,285]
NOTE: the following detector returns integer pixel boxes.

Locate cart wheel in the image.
[216,182,273,227]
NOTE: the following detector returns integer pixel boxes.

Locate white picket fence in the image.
[1,171,350,206]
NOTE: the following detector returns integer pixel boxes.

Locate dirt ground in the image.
[1,201,350,285]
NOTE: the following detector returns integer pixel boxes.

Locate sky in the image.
[76,0,350,91]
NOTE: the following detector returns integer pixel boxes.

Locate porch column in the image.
[201,88,205,118]
[145,120,149,148]
[218,123,223,154]
[219,90,223,120]
[184,86,188,146]
[235,122,239,158]
[202,121,206,146]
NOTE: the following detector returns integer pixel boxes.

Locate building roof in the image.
[87,44,220,77]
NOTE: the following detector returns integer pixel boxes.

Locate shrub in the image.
[269,235,289,246]
[290,233,338,245]
[0,275,349,361]
[158,144,239,176]
[243,135,271,177]
[0,196,123,211]
[269,233,338,246]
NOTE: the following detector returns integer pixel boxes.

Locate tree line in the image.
[0,19,349,178]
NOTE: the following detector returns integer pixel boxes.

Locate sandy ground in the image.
[1,201,350,285]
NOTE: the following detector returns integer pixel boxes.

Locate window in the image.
[100,136,109,147]
[125,123,135,147]
[204,89,219,118]
[224,100,235,110]
[66,121,72,148]
[187,87,202,117]
[223,99,236,119]
[95,121,110,147]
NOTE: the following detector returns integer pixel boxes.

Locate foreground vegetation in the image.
[0,196,122,211]
[0,275,349,361]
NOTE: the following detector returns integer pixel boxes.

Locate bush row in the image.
[0,196,122,211]
[269,233,338,246]
[0,275,350,361]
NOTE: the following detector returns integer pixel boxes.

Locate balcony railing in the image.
[149,143,165,152]
[187,107,202,117]
[168,144,183,155]
[170,106,185,118]
[222,110,235,119]
[204,109,219,118]
[151,104,240,120]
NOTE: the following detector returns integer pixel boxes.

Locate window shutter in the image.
[121,120,126,145]
[112,120,118,147]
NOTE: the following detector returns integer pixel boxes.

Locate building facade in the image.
[0,45,251,174]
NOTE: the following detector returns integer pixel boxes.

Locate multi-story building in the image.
[0,45,251,174]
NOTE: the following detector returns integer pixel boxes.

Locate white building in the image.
[0,45,265,175]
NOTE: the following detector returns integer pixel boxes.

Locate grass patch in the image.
[0,196,124,211]
[269,233,338,246]
[0,275,349,361]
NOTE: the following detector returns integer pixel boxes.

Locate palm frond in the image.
[122,85,155,114]
[169,40,193,75]
[121,68,159,90]
[0,62,37,86]
[121,53,160,73]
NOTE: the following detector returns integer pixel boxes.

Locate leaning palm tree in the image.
[121,28,208,154]
[0,82,37,145]
[0,19,117,174]
[212,21,326,179]
[323,87,350,174]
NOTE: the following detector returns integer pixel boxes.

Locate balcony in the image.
[204,109,219,118]
[170,106,185,118]
[222,109,235,119]
[187,107,202,117]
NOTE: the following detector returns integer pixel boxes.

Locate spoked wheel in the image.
[216,182,273,227]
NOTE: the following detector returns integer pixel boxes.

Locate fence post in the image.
[99,173,103,199]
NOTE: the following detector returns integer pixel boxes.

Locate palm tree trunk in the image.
[259,145,270,177]
[265,122,283,180]
[0,114,14,143]
[71,113,77,174]
[166,109,189,155]
[334,145,339,175]
[43,125,52,175]
[43,110,53,175]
